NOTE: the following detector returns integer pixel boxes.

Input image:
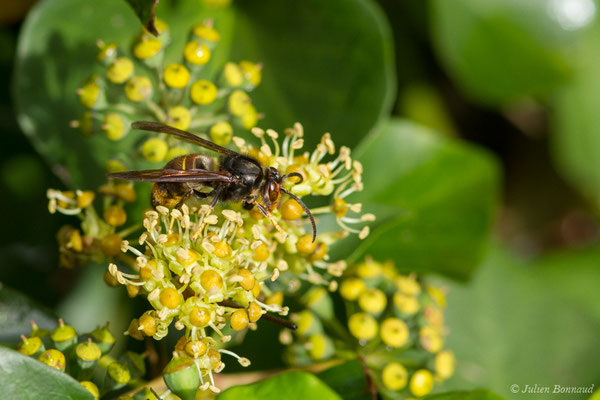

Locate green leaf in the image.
[551,22,600,208]
[429,0,583,105]
[0,346,94,400]
[442,245,600,400]
[229,0,395,149]
[217,370,341,400]
[57,263,131,354]
[124,0,159,35]
[334,118,500,280]
[0,285,56,343]
[14,0,393,191]
[317,360,370,400]
[424,390,505,400]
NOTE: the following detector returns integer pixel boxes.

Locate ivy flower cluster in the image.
[48,120,372,396]
[282,258,455,400]
[47,180,138,269]
[17,320,143,399]
[45,14,380,399]
[72,18,262,166]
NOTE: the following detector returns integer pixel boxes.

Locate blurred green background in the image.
[1,0,600,399]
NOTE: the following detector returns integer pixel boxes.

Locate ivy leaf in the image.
[442,245,600,399]
[423,390,505,400]
[429,0,584,105]
[124,0,159,35]
[551,22,600,208]
[317,360,371,400]
[14,0,393,191]
[333,119,500,280]
[217,370,341,400]
[0,346,94,400]
[0,285,56,343]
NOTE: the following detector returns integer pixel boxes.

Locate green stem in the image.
[189,113,229,129]
[146,100,167,122]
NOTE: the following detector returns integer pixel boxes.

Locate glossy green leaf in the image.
[429,0,589,104]
[217,370,341,400]
[424,390,505,400]
[551,22,600,208]
[0,346,94,400]
[229,0,395,149]
[57,263,131,354]
[124,0,159,35]
[317,360,370,400]
[14,0,393,191]
[0,285,56,343]
[334,119,500,280]
[442,245,600,400]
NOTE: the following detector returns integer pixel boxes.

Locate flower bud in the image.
[75,339,102,370]
[339,277,365,301]
[434,350,456,380]
[301,287,333,321]
[107,57,134,84]
[80,381,99,399]
[104,362,131,391]
[380,318,409,348]
[307,333,334,360]
[209,121,233,146]
[167,106,191,130]
[381,362,408,391]
[142,138,168,163]
[163,63,190,88]
[190,80,217,105]
[348,312,377,341]
[102,113,128,141]
[163,355,201,400]
[38,349,66,371]
[358,288,387,315]
[17,335,44,357]
[119,351,147,379]
[184,41,211,65]
[89,324,116,354]
[50,319,77,352]
[294,310,322,337]
[409,369,434,397]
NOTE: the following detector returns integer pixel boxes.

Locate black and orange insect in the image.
[107,121,316,241]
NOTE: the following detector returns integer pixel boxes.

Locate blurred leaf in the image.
[14,0,393,192]
[0,346,94,400]
[0,285,56,343]
[551,22,600,208]
[399,84,456,137]
[333,119,500,280]
[217,370,341,400]
[57,264,131,344]
[423,390,505,400]
[230,0,395,149]
[317,360,370,400]
[0,154,45,199]
[124,0,159,35]
[442,245,600,399]
[429,0,588,104]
